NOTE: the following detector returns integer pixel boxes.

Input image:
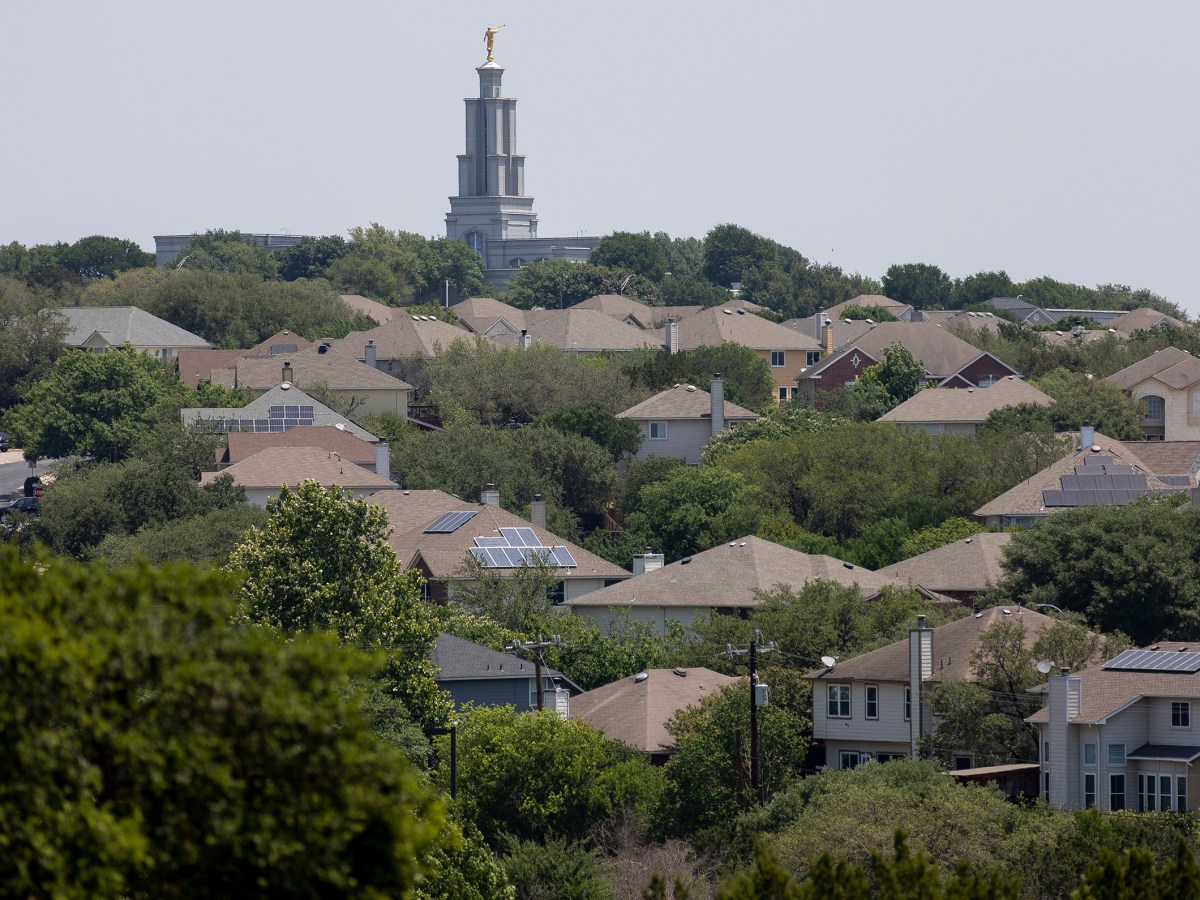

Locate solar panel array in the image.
[1103,649,1200,673]
[468,526,577,569]
[195,414,316,433]
[423,510,479,533]
[1041,460,1170,508]
[268,405,315,419]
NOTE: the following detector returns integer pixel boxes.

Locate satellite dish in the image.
[1036,659,1055,675]
[821,655,837,668]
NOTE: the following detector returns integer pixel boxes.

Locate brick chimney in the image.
[822,321,835,357]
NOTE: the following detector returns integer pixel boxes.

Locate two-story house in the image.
[1108,347,1200,441]
[1029,645,1200,812]
[806,608,1058,770]
[616,375,760,465]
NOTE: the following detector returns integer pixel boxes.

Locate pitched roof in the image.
[782,317,876,348]
[181,383,379,442]
[55,306,212,349]
[1109,347,1200,391]
[222,426,376,467]
[974,433,1180,518]
[876,533,1012,594]
[677,308,821,351]
[370,491,629,581]
[564,536,894,610]
[877,377,1052,425]
[928,310,1004,333]
[177,349,245,388]
[432,633,578,690]
[1115,441,1200,480]
[450,297,528,334]
[1107,307,1186,334]
[617,384,760,422]
[805,322,1014,380]
[1028,642,1200,725]
[340,294,395,325]
[489,308,664,353]
[249,329,314,355]
[231,343,414,391]
[571,294,655,319]
[569,668,742,753]
[326,317,473,361]
[823,295,912,319]
[199,446,397,493]
[808,607,1058,684]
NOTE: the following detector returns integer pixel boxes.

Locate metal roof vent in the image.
[723,309,732,314]
[634,672,649,683]
[1002,608,1012,616]
[673,668,687,677]
[686,384,697,392]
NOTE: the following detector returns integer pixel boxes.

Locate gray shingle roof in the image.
[1109,347,1200,391]
[877,377,1052,425]
[199,446,397,492]
[340,294,395,325]
[804,322,1015,381]
[55,306,212,349]
[432,633,578,690]
[488,308,665,353]
[875,533,1012,595]
[617,384,760,421]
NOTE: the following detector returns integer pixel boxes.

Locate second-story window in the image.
[1173,701,1191,727]
[865,684,879,720]
[770,350,786,367]
[827,683,850,718]
[649,421,668,440]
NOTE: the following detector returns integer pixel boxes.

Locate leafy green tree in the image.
[898,517,987,559]
[538,401,644,461]
[1074,835,1200,900]
[417,819,516,900]
[502,837,613,900]
[323,223,428,303]
[951,271,1016,309]
[0,547,444,897]
[703,224,777,290]
[983,501,1200,644]
[625,467,772,562]
[90,504,267,567]
[443,705,664,845]
[702,405,849,464]
[504,259,659,309]
[230,480,449,728]
[839,303,900,322]
[275,233,350,280]
[1033,369,1144,440]
[54,234,154,279]
[591,231,667,281]
[853,342,926,410]
[621,342,776,411]
[882,263,953,310]
[175,229,281,278]
[537,609,690,691]
[6,349,192,461]
[0,276,67,407]
[418,237,488,301]
[451,553,560,632]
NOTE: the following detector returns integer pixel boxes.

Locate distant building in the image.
[153,233,309,268]
[445,50,597,289]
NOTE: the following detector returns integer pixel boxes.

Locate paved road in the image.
[0,451,55,501]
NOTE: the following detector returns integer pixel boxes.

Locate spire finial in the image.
[484,24,505,62]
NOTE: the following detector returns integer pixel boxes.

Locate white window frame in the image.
[777,386,788,401]
[865,684,879,720]
[827,683,850,718]
[1173,701,1191,727]
[1108,743,1125,767]
[904,687,911,721]
[806,350,821,366]
[1144,395,1165,420]
[838,750,861,770]
[648,421,668,440]
[770,350,786,367]
[1084,742,1097,765]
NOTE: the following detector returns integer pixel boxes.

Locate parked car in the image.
[0,432,9,452]
[0,495,38,526]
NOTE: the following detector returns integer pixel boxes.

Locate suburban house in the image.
[181,382,379,442]
[177,329,313,388]
[564,536,897,636]
[1030,644,1200,812]
[370,487,629,604]
[806,607,1058,770]
[983,297,1056,326]
[199,446,397,507]
[55,306,212,358]
[822,294,914,322]
[974,427,1190,528]
[569,293,704,329]
[1106,307,1186,334]
[339,293,396,326]
[794,322,1020,401]
[432,632,581,715]
[1109,347,1200,441]
[875,533,1012,605]
[675,308,823,402]
[489,307,664,355]
[569,667,741,763]
[216,426,384,474]
[616,376,760,465]
[326,316,474,374]
[876,376,1053,436]
[450,297,530,337]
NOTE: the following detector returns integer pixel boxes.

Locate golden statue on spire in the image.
[484,24,505,62]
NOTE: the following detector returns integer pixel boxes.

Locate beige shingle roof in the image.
[820,322,1009,379]
[370,492,629,581]
[571,294,654,319]
[177,349,244,388]
[1028,642,1200,725]
[1108,347,1197,390]
[488,308,664,353]
[876,533,1012,595]
[570,668,742,753]
[199,446,396,493]
[1107,307,1186,334]
[877,377,1052,425]
[450,297,528,334]
[678,308,820,352]
[56,306,213,349]
[222,427,376,467]
[823,295,912,320]
[232,344,413,391]
[340,294,395,325]
[1115,441,1200,479]
[564,536,893,610]
[617,384,759,421]
[807,607,1058,684]
[326,317,473,361]
[974,433,1177,518]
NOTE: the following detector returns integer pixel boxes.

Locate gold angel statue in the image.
[484,24,505,62]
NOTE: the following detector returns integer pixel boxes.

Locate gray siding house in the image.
[432,633,581,714]
[617,376,759,466]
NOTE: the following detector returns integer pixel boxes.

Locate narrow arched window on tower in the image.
[465,232,484,255]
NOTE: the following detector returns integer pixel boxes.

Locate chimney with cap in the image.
[520,329,531,350]
[632,551,665,575]
[710,374,725,436]
[814,308,825,340]
[665,319,679,355]
[281,361,294,383]
[481,483,500,506]
[375,441,391,480]
[530,493,546,529]
[1080,421,1094,450]
[365,339,377,369]
[822,320,834,357]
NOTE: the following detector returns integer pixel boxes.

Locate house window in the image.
[1043,741,1050,763]
[977,376,996,387]
[160,348,174,358]
[1085,773,1096,808]
[649,421,668,440]
[777,386,788,401]
[1110,774,1126,810]
[839,751,861,770]
[904,687,911,721]
[806,350,821,366]
[1144,395,1165,420]
[954,755,973,770]
[827,684,850,718]
[1139,774,1175,812]
[1084,743,1097,765]
[1180,777,1189,813]
[1173,701,1190,727]
[1043,772,1050,801]
[1108,743,1125,767]
[546,581,565,605]
[770,351,786,367]
[865,684,879,720]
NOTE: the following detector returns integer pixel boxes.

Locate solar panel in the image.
[552,546,577,567]
[469,547,490,565]
[424,510,479,533]
[1103,649,1200,673]
[474,536,508,547]
[269,406,284,417]
[500,527,541,547]
[469,531,576,568]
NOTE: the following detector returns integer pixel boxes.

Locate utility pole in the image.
[723,630,775,804]
[507,635,561,710]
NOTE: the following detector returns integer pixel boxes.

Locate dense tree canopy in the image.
[0,275,67,407]
[590,231,667,281]
[503,259,658,309]
[881,263,953,309]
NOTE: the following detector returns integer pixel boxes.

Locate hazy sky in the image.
[5,2,1198,313]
